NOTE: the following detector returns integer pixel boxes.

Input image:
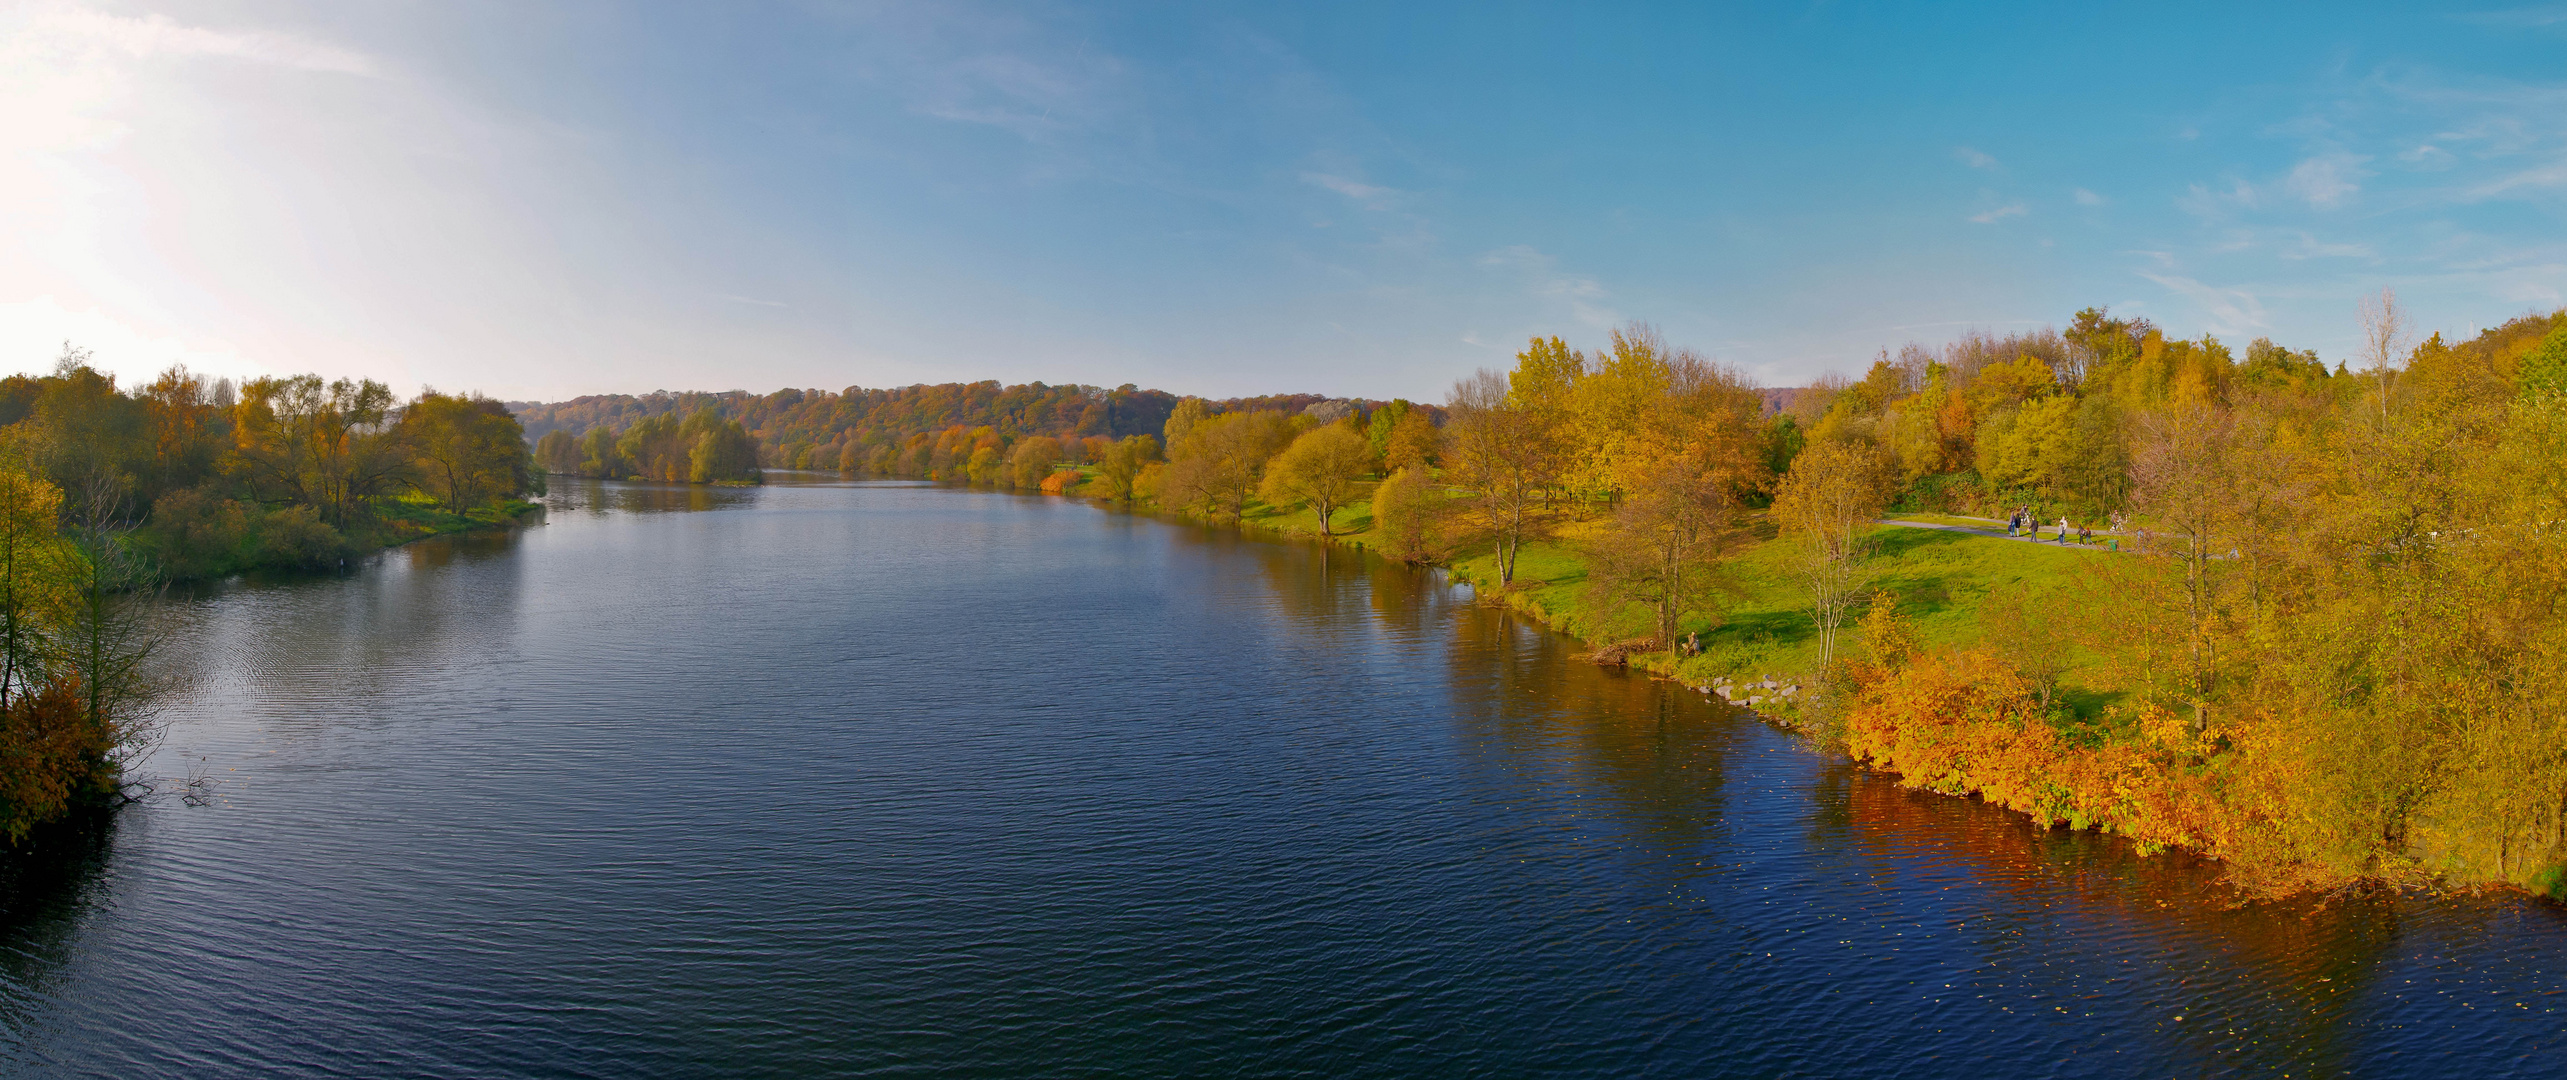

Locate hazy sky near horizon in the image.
[4,1,2565,402]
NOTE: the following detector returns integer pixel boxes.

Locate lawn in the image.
[1448,513,2123,708]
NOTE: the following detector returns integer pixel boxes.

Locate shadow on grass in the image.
[2056,685,2131,723]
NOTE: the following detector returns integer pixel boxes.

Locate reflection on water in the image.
[0,479,2559,1078]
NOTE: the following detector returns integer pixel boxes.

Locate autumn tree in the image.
[1443,370,1550,585]
[1508,336,1584,503]
[1009,436,1063,489]
[1161,411,1293,520]
[403,391,537,512]
[1382,408,1441,474]
[140,365,227,501]
[1568,323,1672,502]
[231,374,405,528]
[535,429,579,475]
[1582,355,1765,649]
[1089,435,1157,504]
[681,409,760,483]
[1258,424,1373,536]
[1976,581,2070,709]
[2128,403,2242,732]
[1369,467,1443,562]
[1772,440,1890,671]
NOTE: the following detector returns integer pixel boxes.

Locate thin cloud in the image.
[2466,160,2567,197]
[1955,147,1999,170]
[2449,7,2567,28]
[1479,245,1616,328]
[2073,187,2106,206]
[2139,272,2269,333]
[2283,153,2370,209]
[2282,233,2374,260]
[1969,203,2027,224]
[2179,179,2258,220]
[1301,171,1395,207]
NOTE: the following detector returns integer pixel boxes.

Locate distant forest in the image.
[511,381,1441,476]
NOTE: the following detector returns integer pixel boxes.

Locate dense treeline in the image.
[0,345,543,842]
[532,407,763,484]
[511,379,1438,482]
[2,351,541,581]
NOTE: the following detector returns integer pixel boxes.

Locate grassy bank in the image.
[137,493,544,581]
[1115,473,2110,708]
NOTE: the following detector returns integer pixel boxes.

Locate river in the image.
[0,478,2560,1077]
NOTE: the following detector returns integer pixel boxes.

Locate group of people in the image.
[2005,506,2095,545]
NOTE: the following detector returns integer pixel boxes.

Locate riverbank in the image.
[1070,480,2564,901]
[139,494,544,582]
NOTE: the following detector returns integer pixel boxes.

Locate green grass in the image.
[1447,514,2114,698]
[1237,496,1377,541]
[1889,511,2005,530]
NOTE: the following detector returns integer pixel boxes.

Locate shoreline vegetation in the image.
[521,301,2567,901]
[0,347,547,844]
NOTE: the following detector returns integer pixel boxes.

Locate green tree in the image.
[1089,435,1157,504]
[2519,321,2567,399]
[680,409,760,483]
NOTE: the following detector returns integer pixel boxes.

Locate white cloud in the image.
[1969,203,2027,224]
[2283,153,2370,209]
[1479,245,1616,328]
[2073,187,2106,206]
[2139,272,2269,334]
[1955,147,1999,170]
[2400,143,2457,168]
[1301,171,1395,207]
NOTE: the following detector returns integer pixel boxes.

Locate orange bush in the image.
[1841,647,2270,875]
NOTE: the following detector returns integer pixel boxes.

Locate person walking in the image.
[2056,515,2071,544]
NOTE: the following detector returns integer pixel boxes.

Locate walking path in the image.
[1878,515,2133,553]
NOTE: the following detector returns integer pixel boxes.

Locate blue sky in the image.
[4,1,2564,400]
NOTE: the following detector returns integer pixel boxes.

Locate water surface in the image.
[1,479,2561,1077]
